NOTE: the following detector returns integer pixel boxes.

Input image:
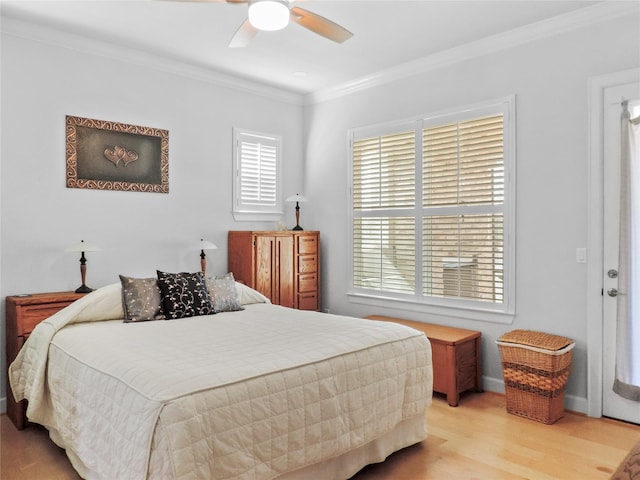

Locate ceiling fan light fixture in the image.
[248,0,290,32]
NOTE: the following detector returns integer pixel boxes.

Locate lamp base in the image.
[75,284,93,294]
[292,225,303,231]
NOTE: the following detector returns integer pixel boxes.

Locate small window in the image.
[233,128,283,221]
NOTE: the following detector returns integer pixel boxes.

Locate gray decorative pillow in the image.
[206,272,244,313]
[157,270,213,319]
[119,275,166,322]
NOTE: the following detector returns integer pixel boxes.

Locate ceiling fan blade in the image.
[290,6,353,44]
[229,18,258,48]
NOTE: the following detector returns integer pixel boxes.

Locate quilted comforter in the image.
[10,283,432,480]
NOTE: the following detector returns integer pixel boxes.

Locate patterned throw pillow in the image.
[156,270,214,319]
[119,275,166,322]
[206,272,244,313]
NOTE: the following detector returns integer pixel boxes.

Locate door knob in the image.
[607,288,618,297]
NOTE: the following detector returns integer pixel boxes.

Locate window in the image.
[349,98,515,321]
[233,128,283,221]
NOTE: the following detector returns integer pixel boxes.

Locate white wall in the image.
[0,24,304,407]
[303,14,640,410]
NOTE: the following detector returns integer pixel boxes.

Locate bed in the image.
[9,280,433,480]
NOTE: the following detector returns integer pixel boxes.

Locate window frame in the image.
[232,128,283,222]
[347,96,516,324]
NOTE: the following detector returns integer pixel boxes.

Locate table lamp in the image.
[198,239,217,273]
[66,240,101,293]
[285,193,308,231]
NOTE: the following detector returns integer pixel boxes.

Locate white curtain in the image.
[614,102,640,401]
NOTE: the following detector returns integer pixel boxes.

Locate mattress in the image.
[10,283,433,480]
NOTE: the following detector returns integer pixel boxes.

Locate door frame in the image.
[587,67,640,417]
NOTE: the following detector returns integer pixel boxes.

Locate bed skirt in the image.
[275,414,427,480]
[49,413,426,480]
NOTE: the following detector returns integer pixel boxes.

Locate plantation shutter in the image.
[352,130,416,293]
[349,100,512,315]
[353,131,415,210]
[236,131,279,212]
[422,114,505,302]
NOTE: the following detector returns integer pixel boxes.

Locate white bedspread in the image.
[10,284,432,480]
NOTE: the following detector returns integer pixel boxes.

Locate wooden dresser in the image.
[365,315,483,406]
[5,291,85,430]
[228,231,320,311]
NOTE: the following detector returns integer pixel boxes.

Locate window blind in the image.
[353,130,415,293]
[353,131,415,210]
[353,216,415,293]
[423,115,504,207]
[351,108,509,309]
[235,131,280,213]
[422,114,505,303]
[422,213,504,302]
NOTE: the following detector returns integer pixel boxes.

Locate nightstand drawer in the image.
[19,302,73,335]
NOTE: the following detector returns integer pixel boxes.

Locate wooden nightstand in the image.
[5,291,85,430]
[365,315,483,406]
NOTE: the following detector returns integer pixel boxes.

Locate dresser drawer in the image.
[297,235,317,254]
[19,302,74,335]
[298,255,317,274]
[298,292,318,311]
[298,274,317,293]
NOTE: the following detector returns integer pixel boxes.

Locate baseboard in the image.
[482,376,506,395]
[481,375,588,415]
[564,394,588,415]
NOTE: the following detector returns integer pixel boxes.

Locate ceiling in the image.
[1,0,607,95]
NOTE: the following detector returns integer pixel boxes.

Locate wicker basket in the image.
[497,330,575,424]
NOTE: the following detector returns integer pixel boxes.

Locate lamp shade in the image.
[285,193,308,203]
[248,0,290,31]
[65,240,101,253]
[198,239,217,251]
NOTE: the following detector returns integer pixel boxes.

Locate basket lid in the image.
[498,329,573,351]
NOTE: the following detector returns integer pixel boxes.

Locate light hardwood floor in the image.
[1,392,639,480]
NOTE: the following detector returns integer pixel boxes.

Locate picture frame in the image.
[65,115,169,193]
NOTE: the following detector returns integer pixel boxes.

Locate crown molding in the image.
[305,1,640,105]
[0,14,304,106]
[2,2,637,107]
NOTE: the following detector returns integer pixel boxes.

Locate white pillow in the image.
[234,282,271,305]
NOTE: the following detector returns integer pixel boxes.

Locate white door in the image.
[602,82,640,424]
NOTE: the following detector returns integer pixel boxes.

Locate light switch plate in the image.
[576,247,587,263]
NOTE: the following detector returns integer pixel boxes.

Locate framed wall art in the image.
[66,115,169,193]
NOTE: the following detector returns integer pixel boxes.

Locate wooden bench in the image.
[365,315,483,406]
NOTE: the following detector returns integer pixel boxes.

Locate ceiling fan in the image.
[172,0,353,48]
